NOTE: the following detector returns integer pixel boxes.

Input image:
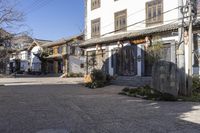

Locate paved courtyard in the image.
[0,77,83,86]
[0,78,200,133]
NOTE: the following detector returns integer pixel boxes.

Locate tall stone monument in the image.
[152,60,179,96]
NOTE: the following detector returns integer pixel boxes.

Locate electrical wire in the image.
[84,6,180,42]
[86,8,145,31]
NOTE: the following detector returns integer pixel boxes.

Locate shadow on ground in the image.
[0,84,199,133]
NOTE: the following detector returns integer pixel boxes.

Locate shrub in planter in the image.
[105,74,113,84]
[192,76,200,93]
[120,85,177,101]
[90,69,106,88]
[85,69,111,89]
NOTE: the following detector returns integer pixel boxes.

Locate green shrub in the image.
[119,77,200,102]
[120,85,177,101]
[67,72,84,77]
[159,93,177,101]
[91,69,106,82]
[85,69,112,89]
[105,74,112,84]
[122,87,130,92]
[192,76,200,93]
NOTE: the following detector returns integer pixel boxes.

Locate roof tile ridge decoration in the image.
[81,22,179,47]
[34,38,53,42]
[42,34,84,48]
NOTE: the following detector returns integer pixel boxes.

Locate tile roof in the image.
[80,23,179,47]
[42,34,84,48]
[34,39,52,46]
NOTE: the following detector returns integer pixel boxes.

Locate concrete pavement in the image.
[0,83,199,133]
[0,77,83,86]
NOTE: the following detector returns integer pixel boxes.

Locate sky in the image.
[16,0,84,41]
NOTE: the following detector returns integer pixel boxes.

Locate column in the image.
[137,45,142,76]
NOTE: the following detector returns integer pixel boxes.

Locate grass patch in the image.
[119,86,177,101]
[120,76,200,102]
[120,85,200,102]
[178,93,200,102]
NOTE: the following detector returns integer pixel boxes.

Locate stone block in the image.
[152,60,178,96]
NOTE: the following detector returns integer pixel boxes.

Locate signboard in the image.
[130,38,146,45]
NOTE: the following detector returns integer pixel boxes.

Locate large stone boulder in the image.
[152,60,178,96]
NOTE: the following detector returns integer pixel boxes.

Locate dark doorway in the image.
[47,60,54,73]
[58,60,63,73]
[10,62,14,73]
[144,51,154,76]
[113,45,137,76]
[15,59,21,73]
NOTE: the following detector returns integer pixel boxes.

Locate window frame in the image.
[114,9,127,33]
[48,48,53,55]
[146,0,163,27]
[57,46,63,54]
[91,18,101,38]
[91,0,101,10]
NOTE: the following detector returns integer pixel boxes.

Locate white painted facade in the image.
[19,51,29,72]
[84,0,183,76]
[9,50,29,72]
[85,0,181,40]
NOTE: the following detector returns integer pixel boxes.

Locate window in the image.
[48,48,53,55]
[115,9,127,32]
[91,18,100,38]
[91,0,100,10]
[57,46,62,54]
[146,0,163,27]
[70,46,76,55]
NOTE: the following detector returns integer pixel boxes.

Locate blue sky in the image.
[17,0,84,41]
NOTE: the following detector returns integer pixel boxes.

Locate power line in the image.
[84,6,180,41]
[102,6,180,37]
[85,8,146,37]
[87,8,145,31]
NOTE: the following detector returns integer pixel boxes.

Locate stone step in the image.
[111,76,152,87]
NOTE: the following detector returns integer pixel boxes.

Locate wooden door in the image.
[115,45,137,76]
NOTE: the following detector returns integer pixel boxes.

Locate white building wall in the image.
[85,0,179,40]
[30,46,42,72]
[20,51,28,60]
[84,0,191,76]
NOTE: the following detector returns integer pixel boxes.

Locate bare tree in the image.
[0,0,24,29]
[0,0,24,74]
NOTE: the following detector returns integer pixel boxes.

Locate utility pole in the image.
[177,0,186,95]
[187,0,193,95]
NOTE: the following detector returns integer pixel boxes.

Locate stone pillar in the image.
[105,46,109,74]
[108,46,113,76]
[171,41,176,63]
[137,45,142,76]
